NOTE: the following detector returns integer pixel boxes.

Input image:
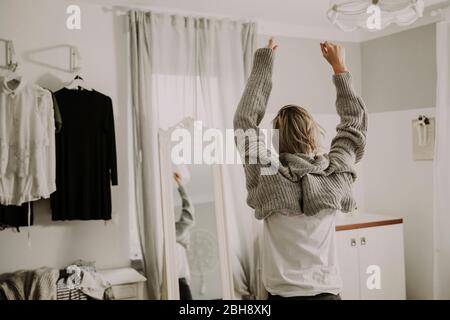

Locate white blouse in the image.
[262,209,342,297]
[176,242,191,283]
[0,76,56,205]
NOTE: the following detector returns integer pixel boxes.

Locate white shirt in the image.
[0,77,56,205]
[262,209,342,297]
[176,242,191,282]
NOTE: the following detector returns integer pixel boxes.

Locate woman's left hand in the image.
[174,172,182,187]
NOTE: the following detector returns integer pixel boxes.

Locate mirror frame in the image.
[158,117,234,300]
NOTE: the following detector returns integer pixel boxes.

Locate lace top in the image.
[0,77,56,205]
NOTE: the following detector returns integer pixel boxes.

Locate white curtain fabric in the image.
[128,10,258,299]
[129,12,164,299]
[433,13,450,300]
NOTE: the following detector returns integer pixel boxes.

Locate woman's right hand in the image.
[267,37,278,51]
[320,41,347,74]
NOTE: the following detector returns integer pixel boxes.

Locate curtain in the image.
[129,12,164,299]
[128,10,258,299]
[433,13,450,300]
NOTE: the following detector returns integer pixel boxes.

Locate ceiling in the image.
[84,0,450,40]
[114,0,334,27]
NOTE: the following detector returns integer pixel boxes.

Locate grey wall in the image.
[257,35,362,114]
[362,24,436,113]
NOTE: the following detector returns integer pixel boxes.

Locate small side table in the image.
[99,267,147,300]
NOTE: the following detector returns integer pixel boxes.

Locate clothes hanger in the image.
[2,40,21,89]
[65,74,93,91]
[65,46,92,91]
[3,63,23,91]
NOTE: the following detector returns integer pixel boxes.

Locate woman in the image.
[233,39,368,300]
[173,172,195,300]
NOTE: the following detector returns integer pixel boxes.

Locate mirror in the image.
[173,164,221,299]
[158,118,233,300]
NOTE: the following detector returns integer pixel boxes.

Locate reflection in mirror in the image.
[172,164,222,300]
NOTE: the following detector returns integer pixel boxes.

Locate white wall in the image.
[257,35,362,114]
[0,0,131,272]
[362,108,435,299]
[360,24,437,300]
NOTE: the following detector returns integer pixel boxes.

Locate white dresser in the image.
[335,212,406,300]
[99,267,147,300]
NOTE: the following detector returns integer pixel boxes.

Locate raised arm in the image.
[233,39,277,179]
[233,39,276,132]
[321,42,368,169]
[173,173,195,247]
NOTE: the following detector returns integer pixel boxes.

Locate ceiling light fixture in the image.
[327,0,425,32]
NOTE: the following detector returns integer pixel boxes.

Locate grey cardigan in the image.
[176,186,195,247]
[233,48,368,219]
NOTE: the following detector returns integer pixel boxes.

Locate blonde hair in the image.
[273,105,323,155]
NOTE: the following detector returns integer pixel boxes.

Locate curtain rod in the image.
[103,4,257,24]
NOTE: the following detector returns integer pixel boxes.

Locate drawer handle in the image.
[361,237,366,245]
[351,238,357,247]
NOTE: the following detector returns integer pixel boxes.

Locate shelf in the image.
[336,212,403,232]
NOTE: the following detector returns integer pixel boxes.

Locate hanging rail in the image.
[70,46,81,73]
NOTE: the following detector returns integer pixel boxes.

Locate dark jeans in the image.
[268,292,341,300]
[178,278,193,300]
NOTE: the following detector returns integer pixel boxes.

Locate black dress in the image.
[50,88,118,221]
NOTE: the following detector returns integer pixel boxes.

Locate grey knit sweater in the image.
[233,48,368,219]
[176,186,195,248]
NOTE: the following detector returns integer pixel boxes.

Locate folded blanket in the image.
[0,267,59,300]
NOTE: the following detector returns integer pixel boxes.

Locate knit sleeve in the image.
[329,72,368,169]
[175,185,195,247]
[233,48,274,132]
[233,48,277,187]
